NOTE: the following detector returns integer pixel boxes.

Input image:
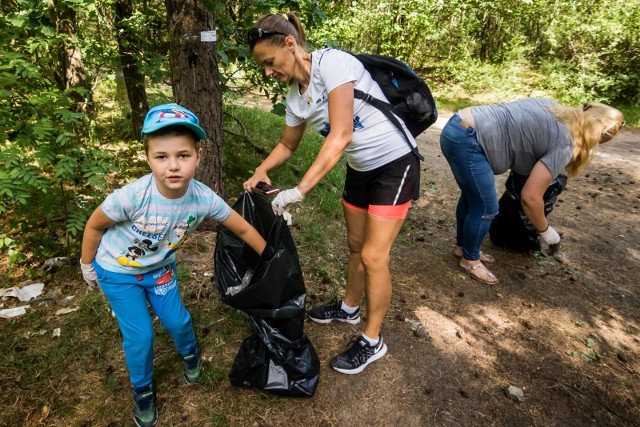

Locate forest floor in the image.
[1,114,639,427]
[258,117,640,427]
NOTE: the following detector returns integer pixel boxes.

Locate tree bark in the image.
[115,0,149,138]
[51,0,94,114]
[165,0,224,230]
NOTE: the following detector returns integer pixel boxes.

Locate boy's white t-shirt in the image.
[95,173,231,274]
[285,48,416,172]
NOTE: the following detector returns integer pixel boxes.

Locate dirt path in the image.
[265,115,640,426]
[5,113,637,427]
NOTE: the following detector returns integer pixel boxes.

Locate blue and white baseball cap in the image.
[141,103,206,140]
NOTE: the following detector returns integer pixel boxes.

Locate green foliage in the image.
[212,0,325,111]
[1,0,639,273]
[0,1,117,262]
[223,103,345,265]
[223,103,345,219]
[567,333,603,363]
[314,0,640,105]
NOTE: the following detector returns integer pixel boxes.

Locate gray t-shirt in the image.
[470,98,573,177]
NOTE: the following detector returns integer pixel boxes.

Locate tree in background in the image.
[1,0,638,269]
[315,0,640,105]
[115,0,149,137]
[50,0,94,114]
[165,0,225,230]
[0,0,114,265]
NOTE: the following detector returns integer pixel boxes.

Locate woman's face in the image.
[251,40,295,84]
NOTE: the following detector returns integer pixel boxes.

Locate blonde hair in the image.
[250,12,306,51]
[550,102,625,176]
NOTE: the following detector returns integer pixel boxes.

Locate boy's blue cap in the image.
[141,103,206,140]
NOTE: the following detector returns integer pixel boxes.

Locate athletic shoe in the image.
[308,299,361,324]
[133,384,158,427]
[183,347,203,384]
[330,335,388,375]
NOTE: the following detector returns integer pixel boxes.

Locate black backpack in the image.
[320,50,437,161]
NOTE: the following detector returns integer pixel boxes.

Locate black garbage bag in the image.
[489,172,568,252]
[213,191,320,397]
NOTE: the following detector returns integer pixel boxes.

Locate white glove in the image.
[539,226,561,245]
[80,262,98,287]
[271,187,304,215]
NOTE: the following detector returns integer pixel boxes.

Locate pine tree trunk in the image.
[115,0,149,138]
[165,0,224,230]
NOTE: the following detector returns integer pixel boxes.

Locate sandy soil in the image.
[262,115,640,426]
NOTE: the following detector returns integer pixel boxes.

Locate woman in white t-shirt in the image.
[243,12,421,375]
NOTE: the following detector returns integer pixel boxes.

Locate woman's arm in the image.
[296,82,354,195]
[221,210,267,255]
[520,161,554,232]
[81,205,117,264]
[243,123,307,191]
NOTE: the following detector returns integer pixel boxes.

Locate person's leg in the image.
[308,164,371,324]
[343,204,368,308]
[330,203,407,375]
[441,116,473,252]
[360,213,405,339]
[440,115,498,283]
[307,204,366,324]
[145,264,197,357]
[95,264,155,390]
[455,194,469,249]
[145,264,201,384]
[440,117,498,260]
[459,155,498,262]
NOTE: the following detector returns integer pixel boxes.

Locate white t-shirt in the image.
[285,48,415,172]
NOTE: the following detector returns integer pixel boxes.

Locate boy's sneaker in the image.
[330,335,388,375]
[133,384,157,427]
[183,347,203,384]
[308,300,360,324]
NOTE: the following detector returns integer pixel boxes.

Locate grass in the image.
[430,60,640,126]
[1,74,638,424]
[0,100,349,425]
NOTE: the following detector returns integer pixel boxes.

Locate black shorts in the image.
[342,152,420,208]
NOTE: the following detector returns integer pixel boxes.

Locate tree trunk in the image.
[115,0,149,138]
[165,0,224,230]
[51,0,94,114]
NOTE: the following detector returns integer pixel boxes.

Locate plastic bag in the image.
[214,192,320,397]
[489,172,568,251]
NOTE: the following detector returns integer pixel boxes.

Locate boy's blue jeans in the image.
[439,114,499,261]
[94,262,197,389]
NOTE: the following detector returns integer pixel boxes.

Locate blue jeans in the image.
[439,114,498,261]
[94,262,197,389]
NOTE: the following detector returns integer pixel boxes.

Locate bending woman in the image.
[243,13,423,375]
[440,99,624,284]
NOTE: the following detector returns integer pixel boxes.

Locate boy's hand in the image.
[272,187,304,215]
[80,262,98,288]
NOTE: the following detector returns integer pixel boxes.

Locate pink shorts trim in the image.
[342,200,367,211]
[343,200,411,220]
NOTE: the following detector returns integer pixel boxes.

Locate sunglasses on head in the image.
[248,28,287,50]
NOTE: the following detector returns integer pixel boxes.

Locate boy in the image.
[80,103,267,427]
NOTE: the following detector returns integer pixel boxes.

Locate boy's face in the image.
[145,134,201,199]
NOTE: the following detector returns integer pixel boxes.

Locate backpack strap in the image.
[319,49,424,161]
[353,89,424,161]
